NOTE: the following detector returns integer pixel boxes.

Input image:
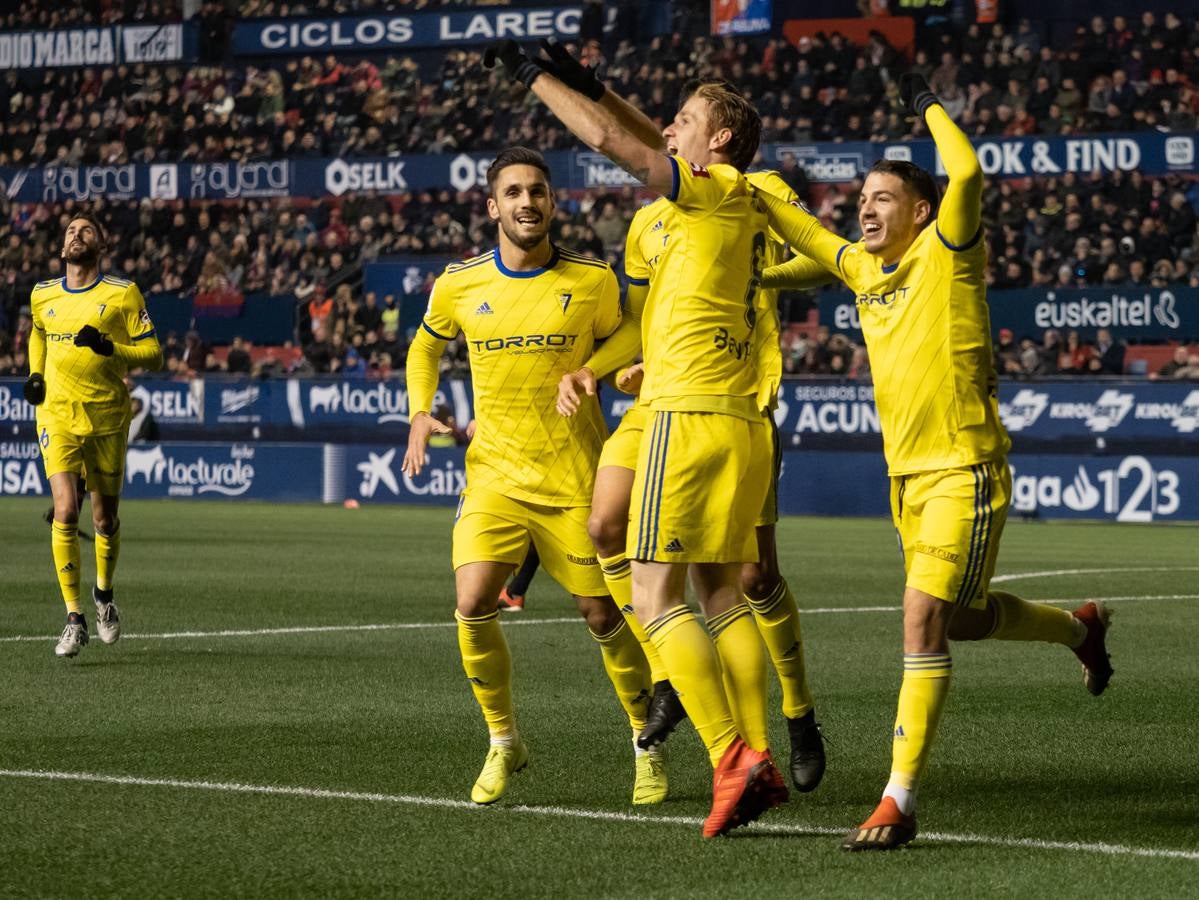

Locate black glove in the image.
[539,38,605,101]
[898,72,939,117]
[483,40,546,89]
[23,372,45,405]
[75,324,114,357]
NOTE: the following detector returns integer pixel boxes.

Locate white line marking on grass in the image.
[3,588,1198,645]
[992,566,1199,584]
[1,769,1196,862]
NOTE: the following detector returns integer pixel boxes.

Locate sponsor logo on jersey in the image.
[475,302,494,316]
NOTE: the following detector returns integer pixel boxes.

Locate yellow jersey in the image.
[634,156,770,421]
[836,224,1008,474]
[745,170,798,413]
[757,104,1009,475]
[29,273,160,436]
[408,245,621,507]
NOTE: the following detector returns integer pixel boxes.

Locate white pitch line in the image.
[992,566,1199,584]
[3,594,1198,645]
[0,769,1195,862]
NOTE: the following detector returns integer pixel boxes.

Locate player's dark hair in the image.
[65,212,108,249]
[869,160,940,225]
[485,147,552,196]
[681,80,762,173]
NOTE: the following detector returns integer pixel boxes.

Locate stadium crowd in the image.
[3,7,1199,380]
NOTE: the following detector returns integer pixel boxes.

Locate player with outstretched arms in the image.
[24,213,163,658]
[486,43,790,838]
[758,73,1114,851]
[402,147,667,808]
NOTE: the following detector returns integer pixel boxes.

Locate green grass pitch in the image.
[2,497,1197,897]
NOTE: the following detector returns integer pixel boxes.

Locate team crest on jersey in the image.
[558,292,572,313]
[139,307,151,325]
[689,162,710,178]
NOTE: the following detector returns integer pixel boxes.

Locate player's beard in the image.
[500,214,550,252]
[63,242,101,266]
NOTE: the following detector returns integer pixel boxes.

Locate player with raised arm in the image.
[402,147,666,808]
[547,66,834,787]
[486,44,788,838]
[25,213,163,658]
[757,74,1114,851]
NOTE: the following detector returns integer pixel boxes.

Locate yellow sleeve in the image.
[925,104,983,249]
[755,188,849,277]
[593,269,621,341]
[761,254,837,290]
[407,278,456,416]
[112,284,163,370]
[585,281,646,380]
[623,210,651,286]
[668,156,740,214]
[420,274,461,342]
[28,296,45,375]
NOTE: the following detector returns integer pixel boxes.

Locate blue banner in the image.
[4,131,1194,203]
[4,378,1198,444]
[282,378,472,431]
[0,23,195,71]
[234,7,594,55]
[3,438,1197,521]
[820,286,1199,343]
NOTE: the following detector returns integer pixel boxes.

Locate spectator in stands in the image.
[304,323,334,374]
[1093,328,1126,375]
[226,336,252,375]
[994,328,1022,376]
[1057,331,1097,374]
[1151,346,1194,380]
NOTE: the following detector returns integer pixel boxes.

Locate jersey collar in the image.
[62,273,103,293]
[493,245,559,279]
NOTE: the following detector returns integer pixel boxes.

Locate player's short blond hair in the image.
[686,81,762,173]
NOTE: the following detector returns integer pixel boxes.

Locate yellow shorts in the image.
[598,400,650,471]
[753,413,781,528]
[628,411,767,564]
[453,485,607,597]
[890,460,1011,609]
[36,422,126,496]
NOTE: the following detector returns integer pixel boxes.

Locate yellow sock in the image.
[889,653,953,791]
[456,610,515,739]
[747,579,815,719]
[51,521,81,615]
[708,603,770,752]
[987,591,1085,646]
[646,606,737,767]
[599,552,668,683]
[95,522,120,592]
[591,619,652,734]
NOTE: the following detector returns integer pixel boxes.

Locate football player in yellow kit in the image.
[403,147,665,808]
[25,213,163,658]
[759,74,1114,851]
[486,42,788,838]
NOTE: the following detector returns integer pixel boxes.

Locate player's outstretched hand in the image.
[556,367,597,417]
[483,39,549,88]
[539,38,605,101]
[23,372,45,405]
[615,363,643,396]
[74,324,114,357]
[402,411,452,477]
[898,72,939,117]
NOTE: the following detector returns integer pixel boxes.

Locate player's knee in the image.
[53,502,79,526]
[741,561,775,600]
[586,511,624,557]
[456,593,498,619]
[93,513,118,537]
[577,595,620,633]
